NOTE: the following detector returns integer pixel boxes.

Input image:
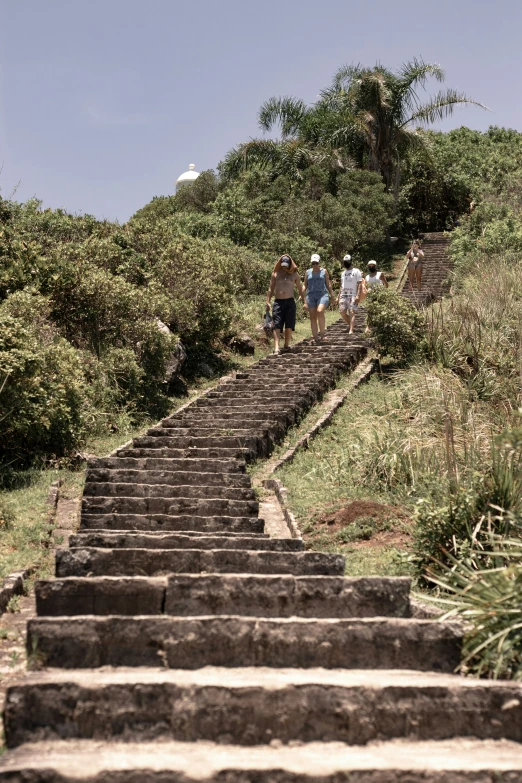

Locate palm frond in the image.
[405,89,489,127]
[398,58,445,90]
[258,96,307,137]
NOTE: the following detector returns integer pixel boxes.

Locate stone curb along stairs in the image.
[1,234,522,781]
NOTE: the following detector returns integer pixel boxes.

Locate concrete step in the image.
[69,532,287,551]
[35,574,405,617]
[85,469,252,487]
[79,513,265,533]
[28,615,461,670]
[5,668,521,747]
[2,738,522,782]
[81,496,259,518]
[55,548,345,577]
[83,482,257,501]
[87,456,246,473]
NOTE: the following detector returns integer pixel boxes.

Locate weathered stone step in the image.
[85,469,252,488]
[203,391,316,404]
[143,427,283,440]
[87,456,246,473]
[160,416,285,431]
[28,615,461,670]
[164,574,409,617]
[79,513,264,533]
[117,447,252,460]
[55,548,344,577]
[68,532,296,551]
[35,574,405,617]
[83,482,257,502]
[133,435,263,449]
[191,401,300,419]
[5,668,521,748]
[81,496,259,518]
[2,738,522,782]
[36,576,167,617]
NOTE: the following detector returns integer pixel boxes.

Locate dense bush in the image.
[365,288,425,360]
[398,126,522,234]
[0,295,91,460]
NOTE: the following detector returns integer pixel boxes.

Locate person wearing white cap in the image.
[303,253,335,343]
[365,260,388,290]
[364,260,388,332]
[336,254,363,334]
[266,254,306,354]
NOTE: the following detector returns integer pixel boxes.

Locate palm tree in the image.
[319,59,487,202]
[222,59,486,202]
[219,97,351,182]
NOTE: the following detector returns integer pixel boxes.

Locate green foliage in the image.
[399,126,522,233]
[366,288,425,360]
[428,526,522,679]
[413,426,522,576]
[0,301,91,461]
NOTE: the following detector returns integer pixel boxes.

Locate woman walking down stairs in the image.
[1,239,522,781]
[400,232,454,307]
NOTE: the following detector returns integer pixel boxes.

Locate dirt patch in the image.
[317,500,408,532]
[307,499,413,551]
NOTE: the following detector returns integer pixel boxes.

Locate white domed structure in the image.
[175,163,200,191]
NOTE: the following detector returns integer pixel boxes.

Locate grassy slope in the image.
[276,374,415,577]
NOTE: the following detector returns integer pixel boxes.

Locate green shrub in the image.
[428,527,522,679]
[0,310,91,462]
[413,425,522,576]
[366,288,425,360]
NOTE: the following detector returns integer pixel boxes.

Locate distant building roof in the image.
[176,163,200,190]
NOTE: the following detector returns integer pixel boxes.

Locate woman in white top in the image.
[365,260,388,289]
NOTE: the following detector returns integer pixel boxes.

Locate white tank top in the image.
[365,271,383,288]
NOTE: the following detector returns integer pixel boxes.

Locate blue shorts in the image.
[306,293,329,309]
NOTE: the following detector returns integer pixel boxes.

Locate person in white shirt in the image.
[364,260,388,332]
[365,260,388,290]
[336,254,363,334]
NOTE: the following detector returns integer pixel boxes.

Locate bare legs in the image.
[415,264,423,291]
[408,264,423,291]
[273,327,293,353]
[340,307,356,334]
[309,304,327,342]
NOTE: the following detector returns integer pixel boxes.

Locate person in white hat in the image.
[303,253,335,343]
[365,260,388,290]
[337,254,363,334]
[266,254,306,354]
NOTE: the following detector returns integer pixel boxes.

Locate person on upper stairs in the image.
[303,253,336,344]
[336,254,363,335]
[406,240,425,292]
[266,254,306,354]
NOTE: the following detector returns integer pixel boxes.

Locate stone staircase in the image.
[400,232,453,307]
[2,261,522,779]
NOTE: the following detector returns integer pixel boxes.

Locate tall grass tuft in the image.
[427,516,522,680]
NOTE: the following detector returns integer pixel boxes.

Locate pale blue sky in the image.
[1,0,520,221]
